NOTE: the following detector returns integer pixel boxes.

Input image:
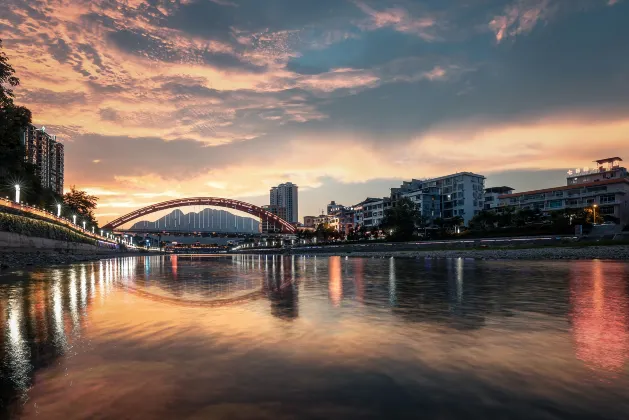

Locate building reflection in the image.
[353,258,365,303]
[388,258,489,330]
[570,261,629,372]
[265,256,299,320]
[328,256,343,307]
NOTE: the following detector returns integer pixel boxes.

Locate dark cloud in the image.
[107,28,266,72]
[299,1,629,139]
[163,0,363,40]
[159,82,225,99]
[48,38,72,63]
[87,80,125,94]
[99,107,120,122]
[18,88,87,106]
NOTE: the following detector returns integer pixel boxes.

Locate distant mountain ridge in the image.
[129,208,260,233]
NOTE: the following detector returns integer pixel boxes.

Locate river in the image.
[1,255,628,419]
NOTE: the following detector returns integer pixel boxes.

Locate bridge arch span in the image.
[101,197,295,233]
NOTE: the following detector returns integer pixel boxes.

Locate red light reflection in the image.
[570,261,629,372]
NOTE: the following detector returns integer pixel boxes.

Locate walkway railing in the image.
[0,197,116,245]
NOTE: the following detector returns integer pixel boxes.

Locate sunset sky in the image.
[3,0,629,223]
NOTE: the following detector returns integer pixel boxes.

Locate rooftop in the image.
[595,157,623,164]
[485,186,514,194]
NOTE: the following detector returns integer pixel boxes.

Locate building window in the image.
[548,200,563,209]
[600,194,615,204]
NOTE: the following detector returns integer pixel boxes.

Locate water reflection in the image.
[0,257,628,419]
[329,256,342,307]
[570,261,629,372]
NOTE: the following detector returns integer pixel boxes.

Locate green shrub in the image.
[0,211,97,245]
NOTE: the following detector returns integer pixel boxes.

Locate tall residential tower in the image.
[22,125,64,196]
[269,182,298,223]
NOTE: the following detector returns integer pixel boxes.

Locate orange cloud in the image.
[489,0,553,43]
[354,1,439,41]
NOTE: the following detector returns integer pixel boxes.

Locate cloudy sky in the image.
[2,0,629,223]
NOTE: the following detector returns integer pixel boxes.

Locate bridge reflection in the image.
[0,255,301,416]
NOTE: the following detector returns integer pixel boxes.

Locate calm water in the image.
[1,255,629,419]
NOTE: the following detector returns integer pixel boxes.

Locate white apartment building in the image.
[484,187,514,210]
[392,172,486,226]
[498,157,629,225]
[354,197,391,228]
[270,182,299,224]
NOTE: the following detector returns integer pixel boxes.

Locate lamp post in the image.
[92,226,95,234]
[14,185,20,203]
[57,203,61,217]
[101,230,103,236]
[82,221,86,230]
[72,215,77,225]
[593,204,598,225]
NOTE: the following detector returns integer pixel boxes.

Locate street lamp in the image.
[14,185,20,203]
[72,214,77,225]
[57,203,61,217]
[100,230,103,236]
[92,226,95,234]
[593,204,598,224]
[82,221,86,230]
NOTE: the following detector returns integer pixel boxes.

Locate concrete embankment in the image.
[0,231,158,272]
[288,245,629,260]
[237,240,629,260]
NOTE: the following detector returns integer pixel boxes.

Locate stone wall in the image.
[0,230,119,254]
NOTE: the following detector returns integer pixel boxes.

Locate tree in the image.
[0,38,34,199]
[380,197,422,242]
[315,223,337,242]
[63,186,99,227]
[469,210,498,231]
[0,39,20,108]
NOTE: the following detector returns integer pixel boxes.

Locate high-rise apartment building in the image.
[22,125,64,195]
[269,182,298,223]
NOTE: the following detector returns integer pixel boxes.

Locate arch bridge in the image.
[101,197,296,234]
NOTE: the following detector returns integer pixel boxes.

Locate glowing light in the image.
[73,214,77,224]
[57,203,61,217]
[14,185,20,203]
[82,221,86,230]
[329,256,342,307]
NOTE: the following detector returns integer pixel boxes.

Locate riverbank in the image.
[0,250,161,273]
[285,244,629,260]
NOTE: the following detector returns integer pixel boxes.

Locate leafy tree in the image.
[0,39,20,107]
[315,223,338,241]
[63,186,99,227]
[469,210,498,231]
[0,39,33,198]
[380,197,422,241]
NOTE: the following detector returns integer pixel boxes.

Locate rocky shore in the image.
[290,245,629,260]
[0,250,159,273]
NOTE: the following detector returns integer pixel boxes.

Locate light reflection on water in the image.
[0,255,628,419]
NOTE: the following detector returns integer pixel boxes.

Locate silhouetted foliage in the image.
[0,39,65,209]
[63,186,99,227]
[380,197,422,241]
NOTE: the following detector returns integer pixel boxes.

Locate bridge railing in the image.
[0,197,116,245]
